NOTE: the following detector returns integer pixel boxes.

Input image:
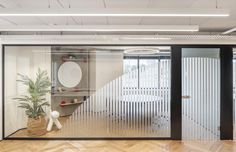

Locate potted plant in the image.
[14,68,51,136]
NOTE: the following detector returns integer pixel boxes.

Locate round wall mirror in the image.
[58,61,82,88]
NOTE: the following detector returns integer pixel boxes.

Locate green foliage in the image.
[14,68,51,119]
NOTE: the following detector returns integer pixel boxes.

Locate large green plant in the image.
[14,69,51,119]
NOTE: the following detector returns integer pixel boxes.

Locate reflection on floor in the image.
[0,140,236,152]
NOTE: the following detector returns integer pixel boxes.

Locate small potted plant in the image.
[14,68,51,136]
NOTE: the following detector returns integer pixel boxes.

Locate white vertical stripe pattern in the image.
[182,58,220,140]
[60,59,171,137]
[233,59,236,139]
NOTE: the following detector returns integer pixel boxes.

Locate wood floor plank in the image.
[0,140,236,152]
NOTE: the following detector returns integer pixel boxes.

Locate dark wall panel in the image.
[220,46,233,140]
[171,46,182,140]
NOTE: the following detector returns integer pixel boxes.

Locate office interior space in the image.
[1,0,236,151]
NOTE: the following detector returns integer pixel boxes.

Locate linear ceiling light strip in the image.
[0,25,199,32]
[0,8,229,17]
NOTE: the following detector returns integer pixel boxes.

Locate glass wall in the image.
[3,46,171,138]
[233,48,236,140]
[4,46,51,137]
[182,48,220,140]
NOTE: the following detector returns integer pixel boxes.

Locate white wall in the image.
[91,51,123,112]
[95,51,123,89]
[89,51,123,90]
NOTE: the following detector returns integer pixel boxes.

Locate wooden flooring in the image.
[0,140,236,152]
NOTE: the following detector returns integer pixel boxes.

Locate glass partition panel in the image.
[233,48,236,140]
[4,46,51,137]
[182,48,220,140]
[4,46,171,138]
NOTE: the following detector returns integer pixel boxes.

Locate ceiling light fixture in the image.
[121,37,172,40]
[0,25,199,32]
[124,48,160,55]
[0,8,229,17]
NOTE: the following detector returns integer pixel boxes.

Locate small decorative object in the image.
[47,111,62,131]
[70,99,75,103]
[58,87,63,92]
[68,55,76,59]
[14,68,51,136]
[60,101,66,107]
[74,99,78,103]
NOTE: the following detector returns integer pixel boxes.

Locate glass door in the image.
[181,48,220,140]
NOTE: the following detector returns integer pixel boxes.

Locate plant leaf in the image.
[14,68,51,118]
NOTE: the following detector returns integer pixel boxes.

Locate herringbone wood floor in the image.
[0,140,236,152]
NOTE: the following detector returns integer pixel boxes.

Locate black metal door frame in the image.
[170,45,234,140]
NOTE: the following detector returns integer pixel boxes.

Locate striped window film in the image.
[182,49,220,140]
[59,57,171,138]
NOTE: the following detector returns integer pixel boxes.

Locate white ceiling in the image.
[0,0,235,35]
